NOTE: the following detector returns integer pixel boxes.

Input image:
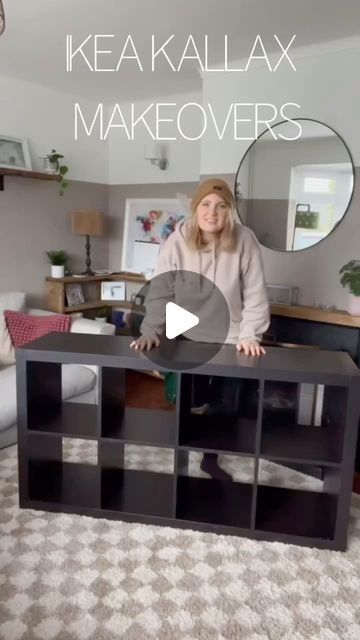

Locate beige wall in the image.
[0,177,109,308]
[1,170,358,312]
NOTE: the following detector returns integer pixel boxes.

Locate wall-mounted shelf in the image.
[0,168,61,191]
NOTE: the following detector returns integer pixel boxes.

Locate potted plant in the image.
[45,250,69,278]
[43,149,69,196]
[339,260,360,315]
[94,306,110,323]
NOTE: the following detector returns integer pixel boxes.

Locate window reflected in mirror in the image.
[235,119,354,252]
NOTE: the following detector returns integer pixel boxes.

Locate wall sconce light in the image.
[144,143,169,170]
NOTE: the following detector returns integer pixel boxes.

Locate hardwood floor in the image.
[125,370,175,411]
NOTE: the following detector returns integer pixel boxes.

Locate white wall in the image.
[108,91,202,184]
[200,45,360,174]
[0,74,109,183]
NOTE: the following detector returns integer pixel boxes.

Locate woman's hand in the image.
[130,336,160,351]
[236,339,265,356]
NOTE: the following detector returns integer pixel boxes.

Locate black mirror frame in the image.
[234,117,356,254]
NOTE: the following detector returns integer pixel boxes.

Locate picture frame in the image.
[65,283,85,307]
[266,284,300,305]
[0,135,32,170]
[121,198,189,272]
[101,281,126,301]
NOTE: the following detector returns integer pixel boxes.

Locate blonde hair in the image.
[186,204,237,252]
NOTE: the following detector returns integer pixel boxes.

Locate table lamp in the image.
[71,210,104,275]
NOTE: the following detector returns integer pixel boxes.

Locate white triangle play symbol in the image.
[165,302,199,340]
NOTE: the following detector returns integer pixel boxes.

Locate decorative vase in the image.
[41,156,57,174]
[51,265,65,278]
[348,293,360,316]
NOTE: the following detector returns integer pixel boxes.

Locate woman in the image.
[130,178,270,479]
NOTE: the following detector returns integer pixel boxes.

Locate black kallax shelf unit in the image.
[16,333,360,550]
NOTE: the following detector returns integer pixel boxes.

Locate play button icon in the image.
[165,302,199,339]
[128,269,230,370]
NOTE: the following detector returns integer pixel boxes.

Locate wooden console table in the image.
[16,334,360,550]
[270,304,360,361]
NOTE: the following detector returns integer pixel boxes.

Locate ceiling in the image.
[0,0,360,102]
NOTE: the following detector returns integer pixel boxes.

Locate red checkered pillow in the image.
[4,310,71,347]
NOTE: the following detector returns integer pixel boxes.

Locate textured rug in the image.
[1,441,360,640]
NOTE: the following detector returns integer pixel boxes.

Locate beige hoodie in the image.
[140,219,270,344]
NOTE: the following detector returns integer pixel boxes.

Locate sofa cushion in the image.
[0,292,25,314]
[0,364,96,432]
[0,315,15,366]
[4,310,70,347]
[61,364,96,403]
[0,292,25,364]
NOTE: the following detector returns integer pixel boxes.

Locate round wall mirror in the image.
[235,118,354,252]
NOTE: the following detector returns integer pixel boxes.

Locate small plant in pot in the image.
[339,260,360,315]
[94,306,110,323]
[43,149,69,196]
[46,250,69,278]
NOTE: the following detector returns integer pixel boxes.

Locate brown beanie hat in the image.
[191,178,235,213]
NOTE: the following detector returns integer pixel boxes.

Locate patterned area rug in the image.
[1,441,360,640]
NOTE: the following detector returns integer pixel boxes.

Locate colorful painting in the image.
[121,199,189,272]
[135,208,185,242]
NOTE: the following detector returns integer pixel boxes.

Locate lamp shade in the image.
[71,211,104,236]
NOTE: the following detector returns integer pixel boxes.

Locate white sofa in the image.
[0,292,115,449]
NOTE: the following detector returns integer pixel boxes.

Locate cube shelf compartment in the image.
[16,333,360,550]
[102,407,176,446]
[255,484,337,540]
[178,374,259,455]
[176,476,253,530]
[178,414,257,455]
[102,468,174,519]
[28,459,101,510]
[28,403,98,439]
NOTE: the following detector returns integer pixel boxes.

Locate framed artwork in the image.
[101,281,126,301]
[65,283,85,307]
[121,198,189,272]
[0,135,32,170]
[266,284,300,305]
